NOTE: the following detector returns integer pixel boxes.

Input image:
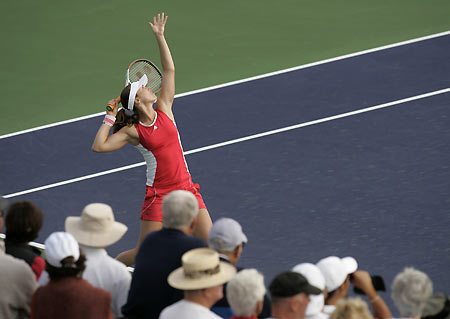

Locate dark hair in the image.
[113,84,140,133]
[5,201,43,243]
[46,249,87,280]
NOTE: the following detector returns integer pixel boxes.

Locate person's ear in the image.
[189,216,198,232]
[233,245,241,258]
[256,300,264,316]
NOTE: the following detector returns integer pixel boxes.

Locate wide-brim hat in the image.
[168,248,236,290]
[65,203,127,248]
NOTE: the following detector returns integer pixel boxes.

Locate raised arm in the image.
[351,270,392,319]
[149,12,175,119]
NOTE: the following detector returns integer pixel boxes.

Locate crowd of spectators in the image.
[0,194,448,319]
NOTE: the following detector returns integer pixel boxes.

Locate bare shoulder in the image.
[120,125,140,145]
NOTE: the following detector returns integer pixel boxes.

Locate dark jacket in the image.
[5,240,45,280]
[122,228,207,319]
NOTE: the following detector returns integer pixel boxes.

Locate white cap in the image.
[208,218,248,251]
[44,232,80,267]
[128,74,148,111]
[292,263,326,316]
[316,256,358,292]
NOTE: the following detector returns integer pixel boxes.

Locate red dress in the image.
[135,110,206,221]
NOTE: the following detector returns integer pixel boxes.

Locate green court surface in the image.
[1,0,449,135]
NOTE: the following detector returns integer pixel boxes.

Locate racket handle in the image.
[106,97,121,111]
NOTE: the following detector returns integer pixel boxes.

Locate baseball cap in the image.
[292,263,326,316]
[208,218,248,251]
[270,271,322,298]
[316,256,358,292]
[44,232,80,267]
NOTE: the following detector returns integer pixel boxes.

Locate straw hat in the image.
[168,248,236,290]
[65,203,127,248]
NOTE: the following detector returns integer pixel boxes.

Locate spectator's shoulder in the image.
[188,235,208,248]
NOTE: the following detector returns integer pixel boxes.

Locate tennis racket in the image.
[107,59,163,111]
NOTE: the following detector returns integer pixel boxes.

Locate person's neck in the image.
[325,293,344,306]
[220,252,237,265]
[139,105,156,125]
[184,294,214,309]
[271,309,303,319]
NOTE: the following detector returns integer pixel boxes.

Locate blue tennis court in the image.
[1,32,449,305]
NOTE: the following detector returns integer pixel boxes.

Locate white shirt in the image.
[159,300,222,319]
[38,245,131,318]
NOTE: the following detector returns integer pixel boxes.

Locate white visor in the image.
[128,74,148,111]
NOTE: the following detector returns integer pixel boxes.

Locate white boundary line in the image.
[1,30,449,140]
[4,87,449,199]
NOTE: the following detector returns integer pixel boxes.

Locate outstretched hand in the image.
[149,12,168,36]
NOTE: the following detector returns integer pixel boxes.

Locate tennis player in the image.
[92,12,212,266]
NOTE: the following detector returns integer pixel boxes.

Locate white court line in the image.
[0,30,449,140]
[4,87,449,199]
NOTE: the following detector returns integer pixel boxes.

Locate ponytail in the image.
[112,84,140,133]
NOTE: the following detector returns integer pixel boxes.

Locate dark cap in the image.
[270,271,322,298]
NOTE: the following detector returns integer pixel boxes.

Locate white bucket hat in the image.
[316,256,358,292]
[65,203,128,248]
[168,248,236,290]
[45,232,80,267]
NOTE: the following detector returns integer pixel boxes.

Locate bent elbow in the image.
[91,144,102,153]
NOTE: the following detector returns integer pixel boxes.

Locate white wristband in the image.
[103,115,116,127]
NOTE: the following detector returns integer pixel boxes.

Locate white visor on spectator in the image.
[128,74,148,111]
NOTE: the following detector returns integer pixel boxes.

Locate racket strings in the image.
[129,61,162,93]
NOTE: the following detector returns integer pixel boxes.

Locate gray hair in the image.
[391,267,433,317]
[162,190,199,229]
[227,269,266,317]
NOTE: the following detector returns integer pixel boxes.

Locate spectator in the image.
[31,232,112,319]
[316,256,391,319]
[0,195,8,217]
[269,271,322,319]
[38,203,130,318]
[421,293,450,319]
[4,200,45,280]
[0,195,37,319]
[226,268,266,319]
[209,217,271,318]
[159,248,236,319]
[122,190,207,319]
[391,267,433,319]
[292,263,328,319]
[316,256,358,315]
[329,297,373,319]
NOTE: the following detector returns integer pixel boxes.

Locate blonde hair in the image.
[330,297,372,319]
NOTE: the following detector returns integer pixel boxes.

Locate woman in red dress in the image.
[92,12,212,266]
